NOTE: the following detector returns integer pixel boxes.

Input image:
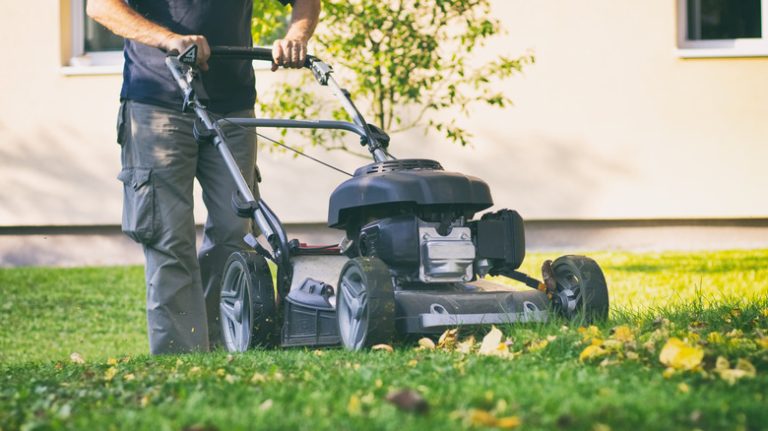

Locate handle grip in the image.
[210,46,314,68]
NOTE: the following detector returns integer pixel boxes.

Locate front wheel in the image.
[336,257,396,351]
[220,251,277,352]
[551,255,609,322]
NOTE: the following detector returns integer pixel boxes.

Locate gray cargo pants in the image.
[117,100,258,355]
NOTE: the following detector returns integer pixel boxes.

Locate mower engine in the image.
[357,209,525,285]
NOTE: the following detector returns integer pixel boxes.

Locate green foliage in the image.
[252,1,292,45]
[254,0,534,152]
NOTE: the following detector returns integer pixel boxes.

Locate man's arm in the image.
[272,0,321,71]
[86,0,211,70]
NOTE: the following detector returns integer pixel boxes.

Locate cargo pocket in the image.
[117,167,157,243]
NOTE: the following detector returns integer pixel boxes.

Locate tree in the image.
[253,0,533,154]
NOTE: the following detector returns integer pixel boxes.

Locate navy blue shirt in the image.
[121,0,292,113]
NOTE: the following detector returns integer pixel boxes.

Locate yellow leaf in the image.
[591,338,604,347]
[707,332,724,344]
[497,416,522,429]
[251,372,266,383]
[216,368,226,377]
[417,337,436,350]
[104,366,117,381]
[625,351,639,360]
[612,326,635,343]
[579,345,608,362]
[468,409,497,427]
[528,339,549,352]
[456,336,476,354]
[123,373,136,382]
[579,325,601,343]
[659,338,703,371]
[716,357,756,384]
[224,374,237,384]
[347,395,362,416]
[438,328,458,350]
[662,367,676,379]
[372,344,394,352]
[757,337,768,349]
[107,357,118,366]
[140,395,150,408]
[69,352,85,364]
[479,326,504,355]
[677,383,690,393]
[407,359,419,367]
[189,366,201,375]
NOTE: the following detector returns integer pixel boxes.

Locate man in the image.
[87,0,321,354]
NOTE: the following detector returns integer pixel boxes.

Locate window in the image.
[68,0,124,69]
[678,0,768,57]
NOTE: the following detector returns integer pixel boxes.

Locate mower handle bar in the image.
[209,46,316,69]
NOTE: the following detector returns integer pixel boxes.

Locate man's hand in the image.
[271,39,308,71]
[161,34,211,71]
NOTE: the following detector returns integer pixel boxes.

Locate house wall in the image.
[0,1,766,227]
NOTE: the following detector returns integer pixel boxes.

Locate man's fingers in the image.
[272,43,285,71]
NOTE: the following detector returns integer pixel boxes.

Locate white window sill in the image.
[676,47,768,58]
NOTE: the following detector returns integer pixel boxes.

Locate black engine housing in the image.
[327,159,493,230]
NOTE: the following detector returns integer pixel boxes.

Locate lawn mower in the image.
[165,45,609,352]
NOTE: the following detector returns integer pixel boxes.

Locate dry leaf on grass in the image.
[659,337,703,371]
[385,388,429,414]
[714,356,756,384]
[69,352,85,364]
[579,345,608,362]
[478,326,504,355]
[438,328,458,350]
[456,336,476,354]
[372,344,394,352]
[417,337,436,350]
[464,409,521,429]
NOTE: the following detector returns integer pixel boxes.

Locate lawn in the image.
[1,250,767,430]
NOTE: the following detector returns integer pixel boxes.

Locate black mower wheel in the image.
[551,255,609,322]
[336,257,396,351]
[220,251,277,351]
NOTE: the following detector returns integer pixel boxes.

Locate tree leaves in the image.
[254,0,533,152]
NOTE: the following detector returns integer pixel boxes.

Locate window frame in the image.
[63,0,123,74]
[676,0,768,58]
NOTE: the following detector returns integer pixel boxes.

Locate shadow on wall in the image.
[399,127,636,218]
[0,121,121,225]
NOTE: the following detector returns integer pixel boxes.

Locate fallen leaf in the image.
[124,373,136,382]
[612,326,635,343]
[226,354,234,363]
[438,328,458,350]
[69,352,85,364]
[496,416,522,429]
[757,337,768,349]
[715,356,756,384]
[706,332,724,344]
[659,338,703,371]
[251,372,266,383]
[479,326,504,355]
[259,399,273,411]
[456,336,476,354]
[417,337,436,350]
[104,366,118,381]
[347,395,362,416]
[677,382,690,393]
[528,339,549,352]
[107,357,118,366]
[407,359,419,367]
[662,367,676,379]
[372,344,394,352]
[579,345,608,362]
[385,388,429,414]
[468,409,497,427]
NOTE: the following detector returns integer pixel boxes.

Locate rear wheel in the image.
[336,257,396,350]
[551,255,609,322]
[220,251,277,351]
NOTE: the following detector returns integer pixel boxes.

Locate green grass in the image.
[1,250,768,430]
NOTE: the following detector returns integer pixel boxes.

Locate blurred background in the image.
[1,0,767,266]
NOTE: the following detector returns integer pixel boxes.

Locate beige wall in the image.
[0,1,766,227]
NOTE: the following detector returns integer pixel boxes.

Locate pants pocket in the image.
[118,167,158,243]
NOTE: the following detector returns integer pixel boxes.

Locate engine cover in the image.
[327,159,493,229]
